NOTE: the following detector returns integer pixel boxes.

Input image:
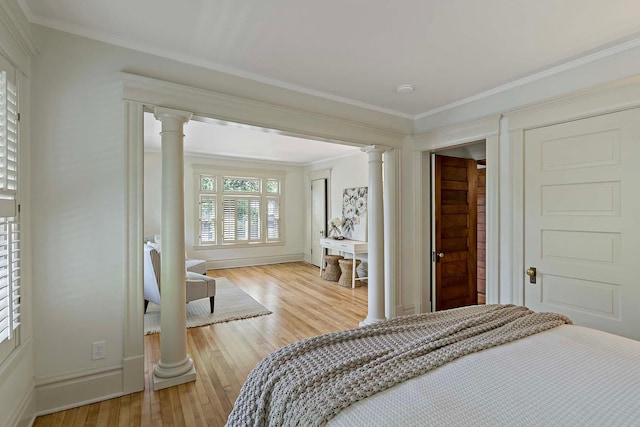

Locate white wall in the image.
[31,30,127,381]
[144,152,305,267]
[304,151,369,274]
[306,152,368,221]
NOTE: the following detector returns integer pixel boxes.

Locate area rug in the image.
[144,277,271,334]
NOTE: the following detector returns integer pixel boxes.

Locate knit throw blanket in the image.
[226,304,572,427]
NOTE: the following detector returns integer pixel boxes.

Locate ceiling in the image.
[18,0,640,162]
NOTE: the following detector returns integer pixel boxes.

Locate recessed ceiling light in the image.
[395,84,415,94]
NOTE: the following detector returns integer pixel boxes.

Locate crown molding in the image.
[505,74,640,131]
[414,34,640,121]
[0,0,37,59]
[304,149,363,167]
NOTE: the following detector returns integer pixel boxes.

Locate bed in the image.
[226,304,640,426]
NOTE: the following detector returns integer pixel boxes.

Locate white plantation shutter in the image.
[267,198,280,241]
[248,199,260,241]
[199,195,216,244]
[222,197,261,243]
[0,218,19,343]
[0,69,19,345]
[223,198,236,242]
[236,199,248,240]
[0,71,17,215]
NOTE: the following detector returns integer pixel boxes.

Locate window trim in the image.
[193,165,285,249]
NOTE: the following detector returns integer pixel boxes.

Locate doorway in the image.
[310,178,327,267]
[431,141,486,311]
[124,74,385,394]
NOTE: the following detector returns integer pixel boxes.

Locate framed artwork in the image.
[342,187,368,241]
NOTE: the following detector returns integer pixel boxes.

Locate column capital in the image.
[154,107,193,123]
[361,145,391,154]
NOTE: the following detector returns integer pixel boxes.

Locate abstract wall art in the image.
[342,187,368,241]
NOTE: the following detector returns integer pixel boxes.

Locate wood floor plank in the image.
[127,392,142,427]
[96,400,111,426]
[107,397,121,427]
[117,395,130,427]
[73,404,90,427]
[84,402,100,426]
[33,262,368,427]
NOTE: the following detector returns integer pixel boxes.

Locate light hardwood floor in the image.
[33,262,368,427]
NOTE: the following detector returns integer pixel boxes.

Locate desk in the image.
[319,238,368,288]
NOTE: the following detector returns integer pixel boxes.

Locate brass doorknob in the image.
[437,252,444,258]
[525,267,537,284]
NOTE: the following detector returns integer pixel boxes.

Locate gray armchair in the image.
[144,244,216,313]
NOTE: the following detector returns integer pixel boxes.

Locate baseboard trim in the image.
[0,337,35,427]
[122,354,144,394]
[5,387,35,427]
[207,253,305,269]
[35,365,124,416]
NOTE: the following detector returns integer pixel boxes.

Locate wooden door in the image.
[310,179,327,267]
[524,108,640,340]
[434,155,477,311]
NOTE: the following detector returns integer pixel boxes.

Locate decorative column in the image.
[152,107,196,390]
[361,145,389,326]
[383,148,399,319]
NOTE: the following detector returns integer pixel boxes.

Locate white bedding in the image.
[330,325,640,426]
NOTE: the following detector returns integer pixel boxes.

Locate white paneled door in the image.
[524,108,640,340]
[311,179,327,267]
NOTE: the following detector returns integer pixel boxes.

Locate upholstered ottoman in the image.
[338,258,361,287]
[186,258,207,275]
[186,272,216,313]
[322,254,344,281]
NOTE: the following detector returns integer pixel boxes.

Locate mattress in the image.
[330,325,640,426]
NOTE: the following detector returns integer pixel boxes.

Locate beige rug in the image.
[144,277,271,334]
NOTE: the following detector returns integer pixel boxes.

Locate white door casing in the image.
[523,108,640,340]
[311,178,327,267]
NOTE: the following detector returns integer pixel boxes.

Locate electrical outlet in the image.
[92,340,106,360]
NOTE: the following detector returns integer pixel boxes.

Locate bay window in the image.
[195,168,284,247]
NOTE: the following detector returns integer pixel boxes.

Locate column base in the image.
[153,365,196,391]
[152,355,196,391]
[360,316,386,327]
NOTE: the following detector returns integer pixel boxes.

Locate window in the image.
[0,67,20,355]
[198,174,216,244]
[196,170,283,247]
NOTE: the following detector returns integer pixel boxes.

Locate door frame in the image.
[414,115,502,312]
[431,153,480,311]
[505,77,640,307]
[308,170,331,266]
